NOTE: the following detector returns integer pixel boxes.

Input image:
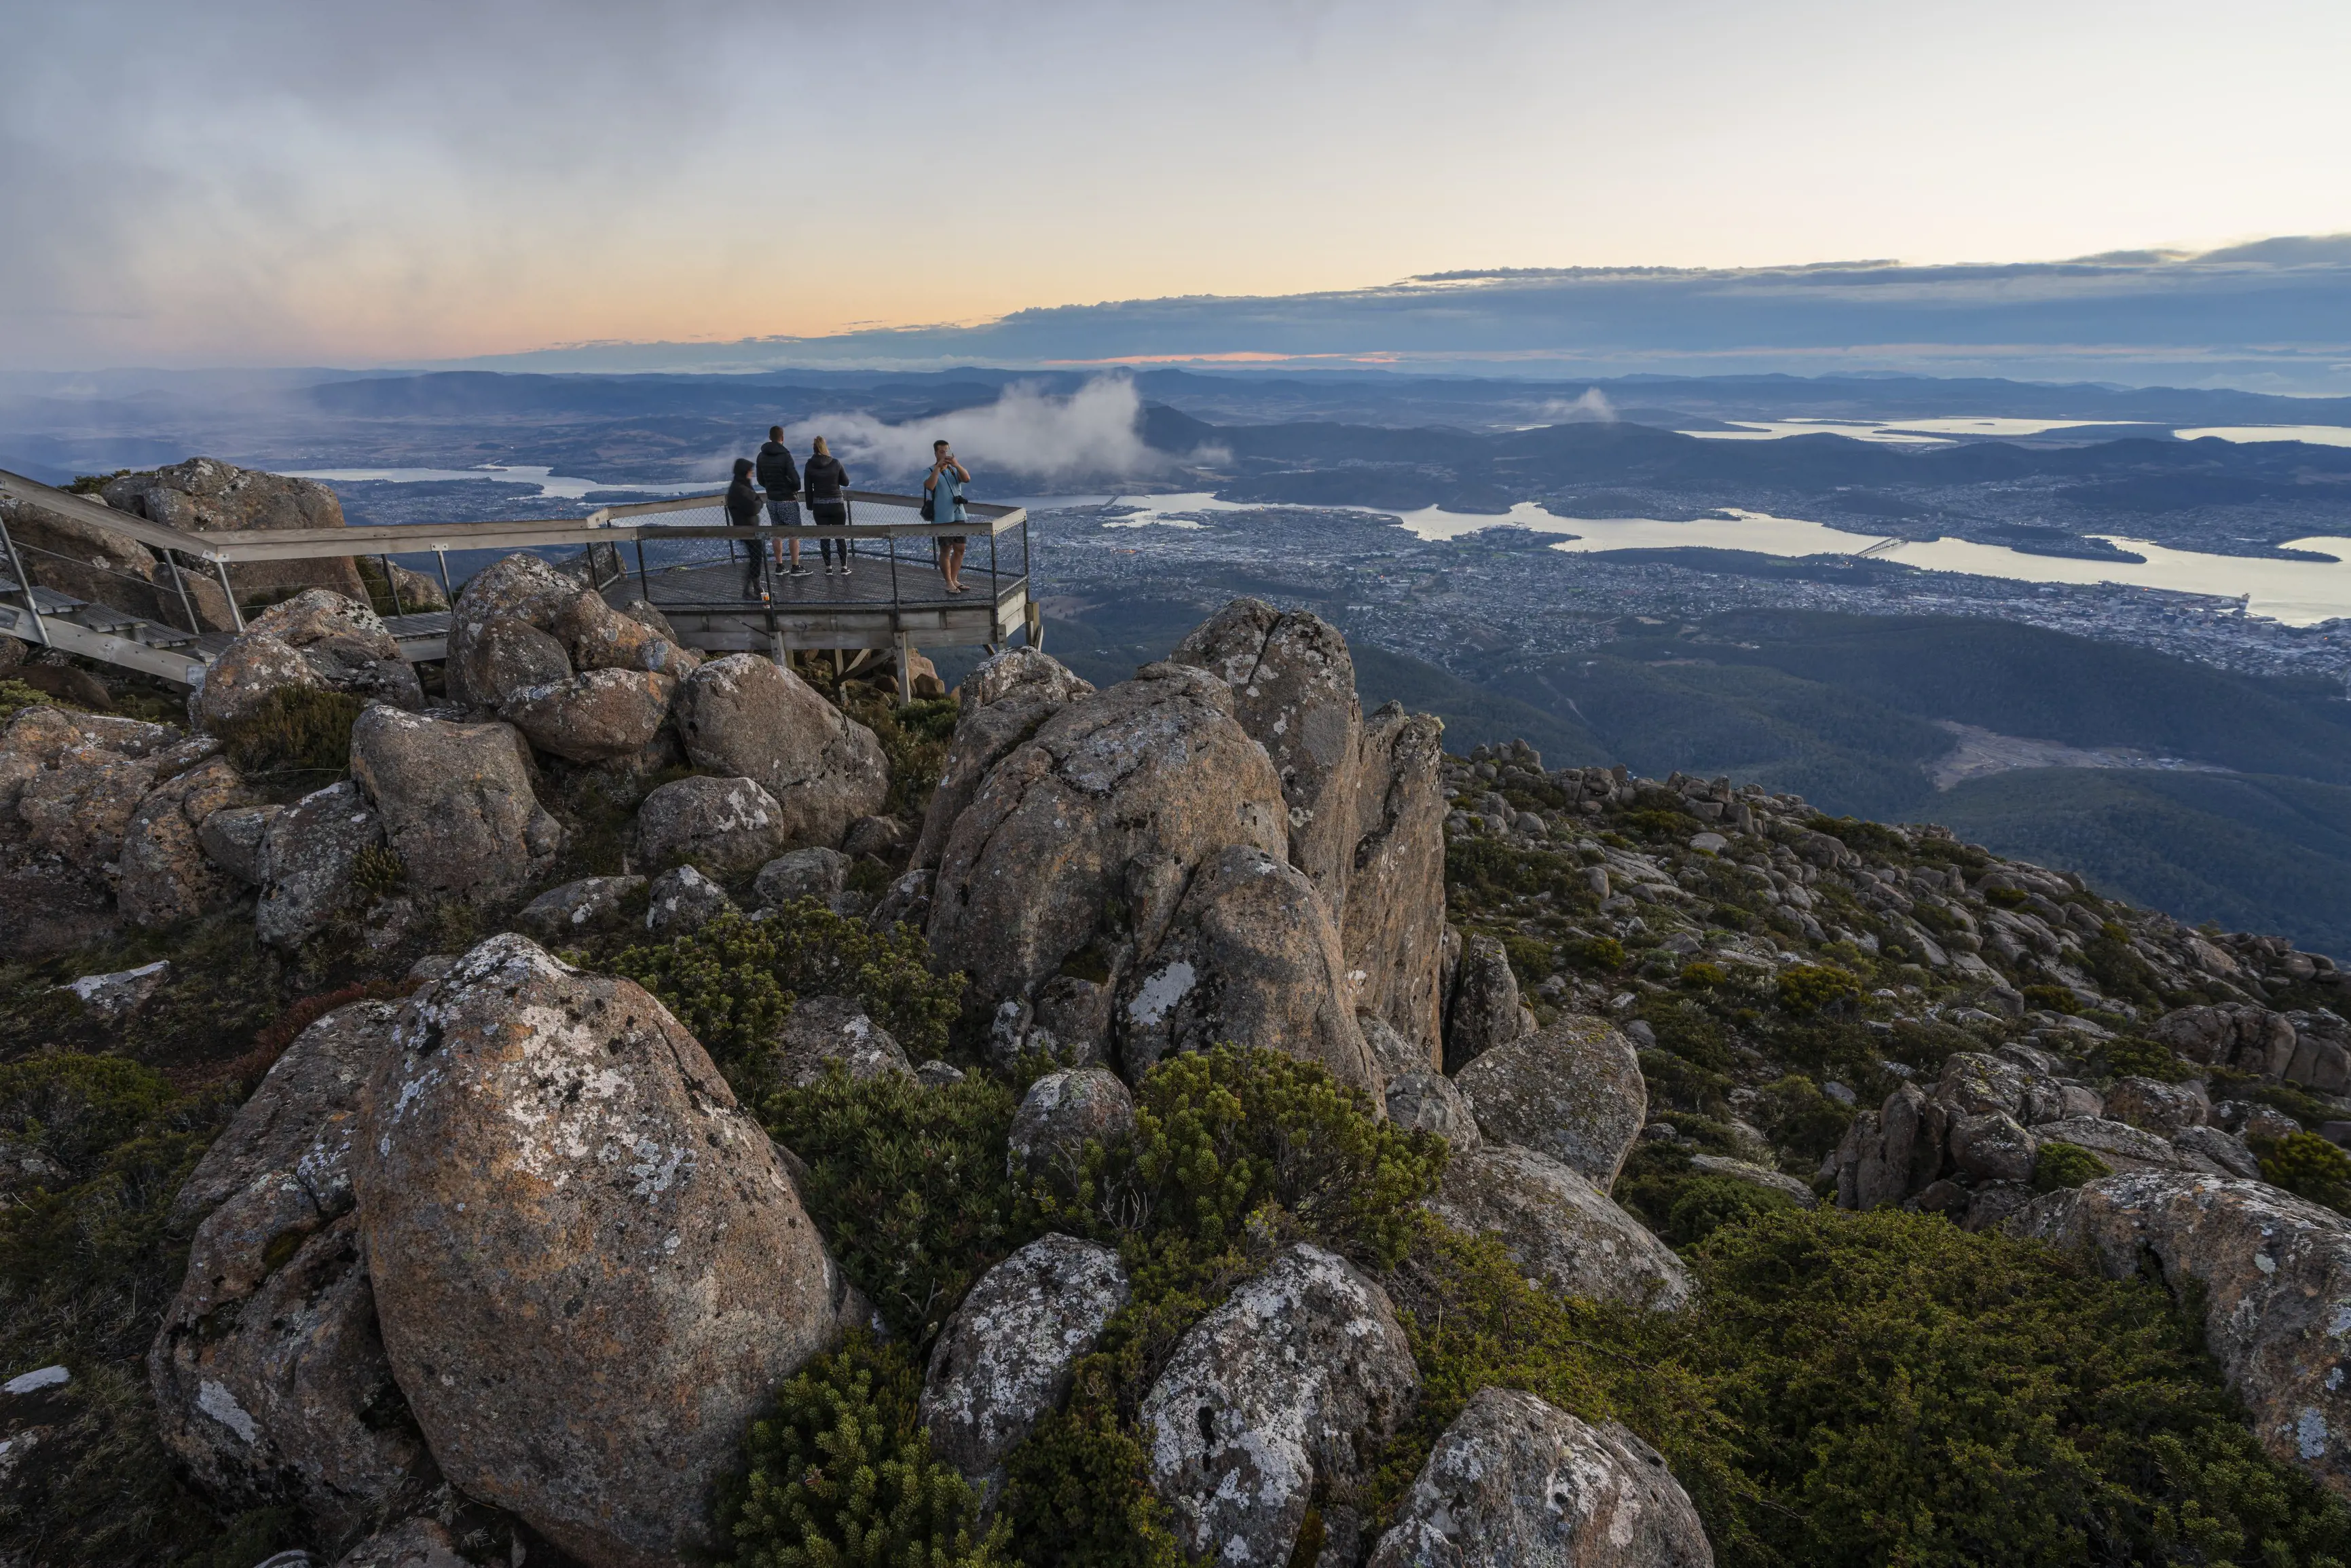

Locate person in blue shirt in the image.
[923,440,973,594]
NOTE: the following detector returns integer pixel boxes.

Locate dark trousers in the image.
[740,519,771,592]
[811,500,849,564]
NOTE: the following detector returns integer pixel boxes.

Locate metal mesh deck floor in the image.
[612,552,1019,612]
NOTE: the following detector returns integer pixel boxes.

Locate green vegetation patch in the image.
[2256,1132,2351,1216]
[2034,1140,2115,1193]
[215,684,364,784]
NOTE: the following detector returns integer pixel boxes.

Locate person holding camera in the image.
[924,438,972,594]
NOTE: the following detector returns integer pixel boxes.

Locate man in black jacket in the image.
[754,426,807,578]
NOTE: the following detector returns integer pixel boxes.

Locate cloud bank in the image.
[783,377,1200,482]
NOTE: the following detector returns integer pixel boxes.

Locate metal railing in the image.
[0,466,1038,687]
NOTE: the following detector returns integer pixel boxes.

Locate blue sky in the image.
[7,1,2351,384]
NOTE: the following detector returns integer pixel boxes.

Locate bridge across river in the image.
[0,469,1037,696]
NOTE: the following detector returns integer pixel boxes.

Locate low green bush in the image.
[2095,1036,2199,1084]
[718,1332,1004,1568]
[1684,1209,2351,1567]
[2257,1132,2351,1216]
[759,1068,1028,1347]
[610,903,962,1100]
[2033,1140,2114,1193]
[1756,1074,1854,1163]
[1570,934,1626,973]
[215,684,363,782]
[1775,963,1862,1018]
[1665,1176,1801,1247]
[1500,934,1555,988]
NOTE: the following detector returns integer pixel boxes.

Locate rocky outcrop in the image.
[1384,1070,1480,1147]
[1171,599,1364,906]
[1007,1067,1136,1180]
[256,781,384,948]
[194,591,422,733]
[442,553,580,707]
[333,1517,468,1568]
[1113,844,1377,1093]
[2153,1003,2350,1097]
[1341,705,1449,1057]
[911,648,1095,871]
[773,995,910,1087]
[927,661,1287,1045]
[500,667,678,764]
[354,935,855,1568]
[150,1002,434,1552]
[754,846,850,910]
[105,458,368,605]
[553,587,699,677]
[198,801,277,885]
[348,707,560,900]
[643,863,735,936]
[673,655,889,849]
[920,1235,1130,1497]
[1368,1386,1715,1568]
[117,755,253,925]
[631,774,788,875]
[1426,1144,1691,1311]
[516,874,646,939]
[1140,1244,1419,1566]
[0,706,188,953]
[2012,1173,2351,1497]
[1454,1015,1646,1186]
[1444,933,1528,1072]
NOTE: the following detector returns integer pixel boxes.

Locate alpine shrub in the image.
[215,684,364,781]
[718,1333,1004,1568]
[2033,1140,2115,1193]
[2257,1132,2351,1216]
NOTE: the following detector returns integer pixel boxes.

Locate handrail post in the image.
[210,557,245,632]
[162,550,200,635]
[0,511,50,647]
[433,546,455,603]
[382,554,403,616]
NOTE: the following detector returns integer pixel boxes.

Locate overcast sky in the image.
[8,0,2351,371]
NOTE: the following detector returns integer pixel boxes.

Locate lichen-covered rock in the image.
[1007,1067,1136,1179]
[150,1001,429,1551]
[1948,1110,2039,1185]
[1688,1154,1818,1208]
[1113,844,1376,1093]
[1425,1144,1690,1311]
[1834,1083,1949,1211]
[1385,1070,1481,1148]
[2010,1173,2351,1497]
[928,661,1287,1020]
[1360,1010,1437,1083]
[354,935,857,1568]
[644,863,735,937]
[1341,705,1449,1057]
[1171,599,1364,908]
[333,1516,468,1568]
[149,1214,436,1553]
[632,774,788,875]
[198,802,278,884]
[2031,1115,2212,1176]
[516,874,646,939]
[774,994,912,1087]
[1445,933,1527,1072]
[118,755,254,925]
[920,1235,1130,1495]
[14,722,209,876]
[553,587,700,677]
[754,846,851,909]
[674,655,889,849]
[1453,1015,1646,1186]
[62,958,172,1021]
[1367,1385,1716,1568]
[256,781,384,948]
[910,648,1094,871]
[348,707,560,899]
[1140,1244,1419,1566]
[500,667,678,764]
[2104,1076,2211,1136]
[2174,1123,2262,1179]
[443,553,579,707]
[103,458,367,605]
[195,590,422,732]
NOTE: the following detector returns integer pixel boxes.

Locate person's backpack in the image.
[919,487,936,523]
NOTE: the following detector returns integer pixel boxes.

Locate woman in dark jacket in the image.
[802,436,852,576]
[726,458,766,596]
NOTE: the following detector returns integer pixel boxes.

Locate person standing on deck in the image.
[802,436,853,576]
[726,458,767,597]
[924,439,972,594]
[755,426,808,578]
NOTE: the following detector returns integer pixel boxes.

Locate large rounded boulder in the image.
[500,667,678,764]
[928,661,1287,1036]
[1426,1143,1691,1311]
[354,935,857,1568]
[1113,844,1377,1092]
[194,589,423,733]
[1453,1014,1648,1186]
[348,707,561,899]
[443,553,580,707]
[631,774,789,874]
[1369,1386,1714,1567]
[673,654,889,849]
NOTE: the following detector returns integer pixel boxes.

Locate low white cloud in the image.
[785,376,1178,481]
[1537,388,1618,423]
